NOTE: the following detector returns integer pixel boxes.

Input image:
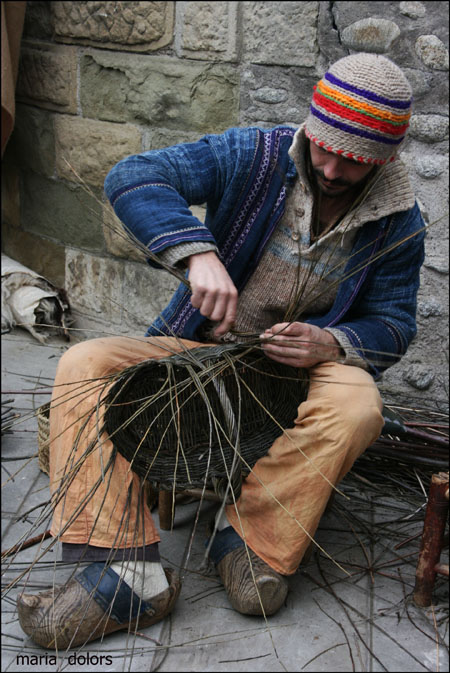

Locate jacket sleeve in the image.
[325,203,426,377]
[103,129,249,265]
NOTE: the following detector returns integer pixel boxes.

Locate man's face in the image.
[309,141,375,198]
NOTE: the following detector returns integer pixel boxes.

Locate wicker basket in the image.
[103,344,309,490]
[37,402,50,475]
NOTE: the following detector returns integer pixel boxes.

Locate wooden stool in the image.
[158,487,222,530]
[157,484,337,532]
[413,472,449,607]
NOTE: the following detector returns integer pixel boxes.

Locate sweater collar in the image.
[288,124,416,230]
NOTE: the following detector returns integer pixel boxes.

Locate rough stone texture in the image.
[418,297,443,318]
[402,67,449,116]
[240,65,317,127]
[65,249,178,331]
[80,52,239,133]
[341,18,401,53]
[16,41,78,113]
[399,1,427,19]
[52,1,175,52]
[65,249,124,322]
[22,0,54,40]
[55,116,142,187]
[242,2,319,67]
[178,1,238,61]
[20,172,104,252]
[402,363,436,390]
[1,221,66,288]
[332,1,448,70]
[7,105,55,178]
[415,155,447,179]
[122,259,179,328]
[143,127,204,150]
[415,34,449,70]
[409,114,449,142]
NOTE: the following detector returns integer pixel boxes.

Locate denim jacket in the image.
[104,125,425,378]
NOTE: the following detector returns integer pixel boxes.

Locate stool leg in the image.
[158,490,175,531]
[413,472,449,607]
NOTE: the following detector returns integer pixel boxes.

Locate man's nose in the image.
[322,156,343,181]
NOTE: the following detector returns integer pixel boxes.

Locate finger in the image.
[190,284,208,309]
[198,291,217,318]
[268,322,291,336]
[263,343,309,360]
[214,293,238,337]
[263,348,308,368]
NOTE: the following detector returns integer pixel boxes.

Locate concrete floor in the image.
[1,328,448,672]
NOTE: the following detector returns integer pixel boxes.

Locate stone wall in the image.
[2,1,449,408]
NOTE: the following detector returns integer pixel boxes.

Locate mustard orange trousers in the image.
[49,336,383,576]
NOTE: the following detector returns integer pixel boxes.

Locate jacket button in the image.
[292,231,300,241]
[295,208,305,217]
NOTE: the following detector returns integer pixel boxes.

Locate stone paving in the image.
[2,329,448,672]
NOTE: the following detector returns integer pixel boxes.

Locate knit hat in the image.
[304,53,413,165]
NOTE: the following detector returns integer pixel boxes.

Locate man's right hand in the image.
[186,251,238,337]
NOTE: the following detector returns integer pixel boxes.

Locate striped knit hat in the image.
[304,53,413,165]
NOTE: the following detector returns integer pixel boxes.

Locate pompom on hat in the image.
[304,53,413,165]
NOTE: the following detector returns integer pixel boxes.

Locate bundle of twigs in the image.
[1,398,19,435]
[351,404,449,497]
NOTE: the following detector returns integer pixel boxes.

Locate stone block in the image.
[402,363,436,390]
[415,155,447,179]
[178,1,238,62]
[399,2,426,19]
[401,68,448,115]
[1,221,66,288]
[341,18,401,53]
[415,35,449,70]
[122,260,179,329]
[418,297,443,318]
[65,249,124,323]
[55,116,142,187]
[52,1,174,52]
[80,52,239,133]
[242,2,319,68]
[7,105,55,178]
[16,41,78,113]
[409,115,449,143]
[240,65,317,127]
[65,249,178,331]
[23,0,54,40]
[21,172,104,252]
[144,128,204,151]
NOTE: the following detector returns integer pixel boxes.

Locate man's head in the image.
[304,53,413,171]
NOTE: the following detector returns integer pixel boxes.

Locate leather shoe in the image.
[17,564,180,649]
[207,524,288,616]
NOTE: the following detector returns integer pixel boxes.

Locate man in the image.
[18,53,425,648]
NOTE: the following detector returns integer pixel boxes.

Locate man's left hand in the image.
[260,321,343,369]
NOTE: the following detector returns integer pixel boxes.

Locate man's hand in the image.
[187,251,238,337]
[260,321,343,368]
